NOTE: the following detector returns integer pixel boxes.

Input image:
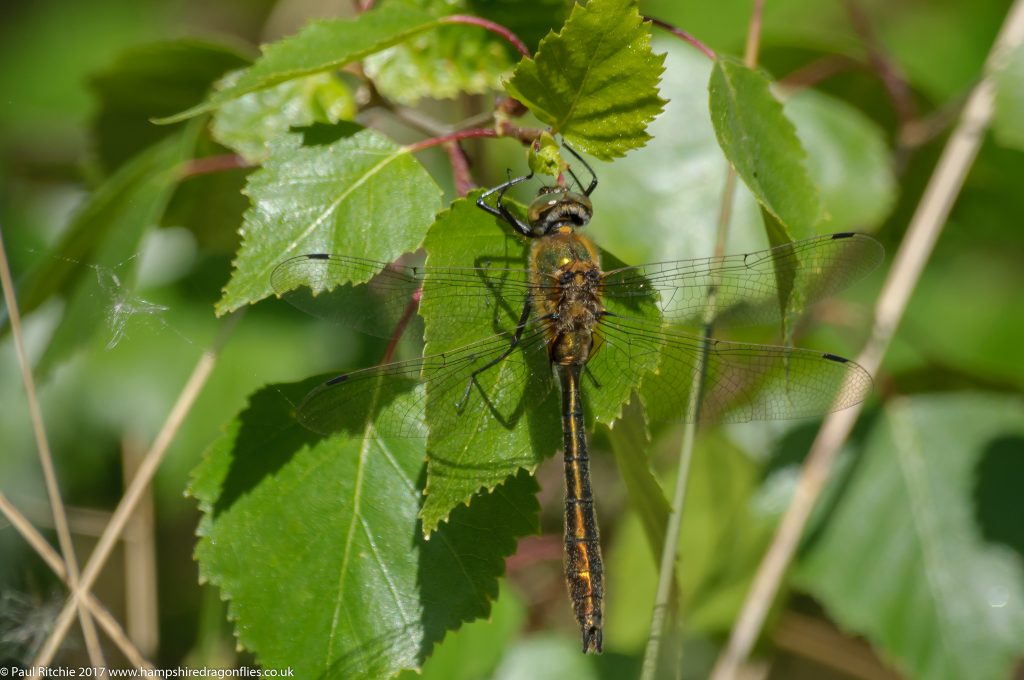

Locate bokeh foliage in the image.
[2,0,1023,677]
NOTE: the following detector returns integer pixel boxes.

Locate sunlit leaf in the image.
[708,57,824,240]
[217,128,442,315]
[190,378,539,679]
[504,0,667,159]
[795,393,1024,680]
[417,195,662,532]
[211,71,356,163]
[157,1,442,123]
[364,24,515,105]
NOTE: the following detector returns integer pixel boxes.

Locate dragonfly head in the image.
[527,187,593,236]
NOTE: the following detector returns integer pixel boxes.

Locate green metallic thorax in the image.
[529,230,604,367]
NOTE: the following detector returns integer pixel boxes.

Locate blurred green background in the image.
[1,0,1022,678]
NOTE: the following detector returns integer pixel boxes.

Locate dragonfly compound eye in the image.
[528,190,593,235]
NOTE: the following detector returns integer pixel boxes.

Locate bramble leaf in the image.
[504,0,667,160]
[217,128,441,315]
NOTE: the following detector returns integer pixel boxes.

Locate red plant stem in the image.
[380,288,421,365]
[644,16,716,60]
[445,141,475,197]
[442,15,531,58]
[179,154,251,179]
[779,54,858,91]
[405,125,539,154]
[405,128,499,154]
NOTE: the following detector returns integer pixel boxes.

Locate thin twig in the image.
[404,126,540,155]
[640,1,763,671]
[441,15,531,58]
[710,1,1024,677]
[0,224,106,666]
[179,154,251,179]
[122,438,159,657]
[644,16,717,60]
[778,55,859,93]
[31,312,242,668]
[0,493,152,668]
[446,141,476,197]
[843,0,916,126]
[380,289,421,365]
[744,0,765,67]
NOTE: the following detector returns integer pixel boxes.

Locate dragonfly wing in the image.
[272,253,537,338]
[294,327,557,442]
[598,316,872,424]
[601,233,883,327]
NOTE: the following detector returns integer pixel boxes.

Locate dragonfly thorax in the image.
[527,188,593,236]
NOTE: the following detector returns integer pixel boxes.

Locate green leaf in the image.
[504,0,667,160]
[604,398,670,555]
[784,89,897,232]
[397,583,526,680]
[417,196,562,532]
[190,378,539,679]
[466,0,569,52]
[217,128,442,315]
[157,2,442,123]
[364,24,515,105]
[417,195,663,532]
[16,131,197,370]
[211,71,356,164]
[708,57,824,240]
[795,393,1024,680]
[993,44,1024,151]
[89,39,251,174]
[592,41,766,266]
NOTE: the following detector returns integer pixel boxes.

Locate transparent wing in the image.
[593,314,872,424]
[601,232,883,327]
[271,253,538,338]
[294,327,555,440]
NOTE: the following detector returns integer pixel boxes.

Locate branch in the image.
[641,2,765,676]
[441,15,531,58]
[31,312,242,668]
[0,224,106,666]
[644,16,717,60]
[0,493,152,668]
[710,1,1024,677]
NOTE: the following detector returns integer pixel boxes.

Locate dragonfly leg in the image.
[477,170,534,237]
[561,143,598,197]
[456,299,536,410]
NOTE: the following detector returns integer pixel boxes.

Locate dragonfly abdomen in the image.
[559,363,604,654]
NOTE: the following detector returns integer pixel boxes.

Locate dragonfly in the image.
[271,145,883,654]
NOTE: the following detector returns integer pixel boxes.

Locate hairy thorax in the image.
[530,230,605,367]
